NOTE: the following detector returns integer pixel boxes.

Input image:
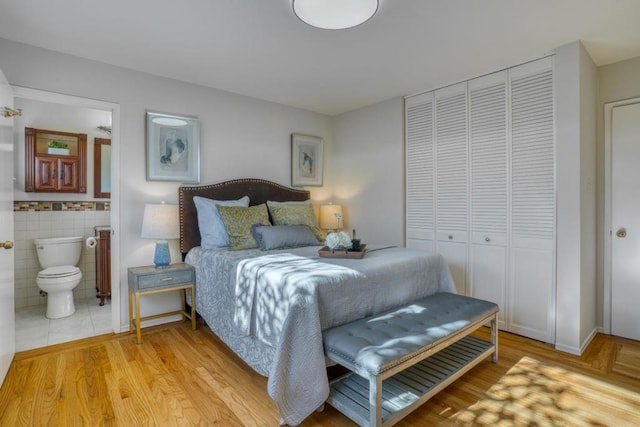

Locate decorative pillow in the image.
[193,196,249,249]
[252,225,320,251]
[268,203,323,241]
[217,204,270,250]
[266,199,312,206]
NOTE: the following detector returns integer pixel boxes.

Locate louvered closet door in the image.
[435,83,468,295]
[468,72,508,329]
[508,57,555,343]
[406,93,435,250]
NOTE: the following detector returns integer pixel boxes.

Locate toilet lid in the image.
[38,265,80,278]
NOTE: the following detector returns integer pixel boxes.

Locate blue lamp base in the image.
[153,240,171,268]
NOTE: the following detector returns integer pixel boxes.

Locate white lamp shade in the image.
[141,203,179,240]
[320,204,344,230]
[293,0,378,30]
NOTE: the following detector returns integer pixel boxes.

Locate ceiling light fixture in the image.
[293,0,378,30]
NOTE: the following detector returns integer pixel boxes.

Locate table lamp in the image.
[320,204,343,231]
[141,202,179,268]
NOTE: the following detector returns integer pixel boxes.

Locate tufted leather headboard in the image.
[178,178,310,256]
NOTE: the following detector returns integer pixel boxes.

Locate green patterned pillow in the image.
[217,204,270,250]
[268,204,323,241]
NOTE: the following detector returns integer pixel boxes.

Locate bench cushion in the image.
[323,292,498,376]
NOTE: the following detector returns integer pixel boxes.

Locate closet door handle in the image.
[616,228,627,238]
[485,237,491,243]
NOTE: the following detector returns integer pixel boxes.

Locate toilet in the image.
[34,236,83,319]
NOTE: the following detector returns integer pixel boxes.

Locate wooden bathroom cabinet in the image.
[25,127,87,193]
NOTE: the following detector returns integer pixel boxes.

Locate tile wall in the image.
[14,201,111,309]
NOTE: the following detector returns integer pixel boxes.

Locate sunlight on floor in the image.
[453,356,640,425]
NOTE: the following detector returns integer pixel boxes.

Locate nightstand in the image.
[128,262,196,344]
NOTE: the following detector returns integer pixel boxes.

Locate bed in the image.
[178,178,455,425]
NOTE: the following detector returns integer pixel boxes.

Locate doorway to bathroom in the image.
[11,87,120,351]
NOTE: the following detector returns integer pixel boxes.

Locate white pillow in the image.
[193,195,249,248]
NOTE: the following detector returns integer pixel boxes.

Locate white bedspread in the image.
[233,246,455,425]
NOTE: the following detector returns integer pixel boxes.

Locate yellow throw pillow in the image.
[217,204,270,250]
[268,204,323,241]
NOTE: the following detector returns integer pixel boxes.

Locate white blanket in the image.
[234,247,455,425]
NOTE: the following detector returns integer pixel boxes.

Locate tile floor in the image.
[15,297,113,352]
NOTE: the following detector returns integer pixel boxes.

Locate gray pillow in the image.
[252,224,321,251]
[194,195,249,248]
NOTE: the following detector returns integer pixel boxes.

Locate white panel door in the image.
[509,58,555,343]
[611,102,640,341]
[405,92,434,250]
[435,83,468,295]
[468,71,508,327]
[510,243,554,341]
[0,68,15,386]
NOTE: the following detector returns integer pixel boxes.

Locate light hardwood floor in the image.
[1,320,639,426]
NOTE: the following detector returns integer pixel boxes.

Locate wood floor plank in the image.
[1,320,639,426]
[148,330,244,426]
[131,335,204,426]
[82,344,117,425]
[103,340,166,426]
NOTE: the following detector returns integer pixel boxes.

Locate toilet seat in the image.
[38,265,81,279]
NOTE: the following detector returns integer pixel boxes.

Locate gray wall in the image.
[331,97,404,246]
[0,38,335,330]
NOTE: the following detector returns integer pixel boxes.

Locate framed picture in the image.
[291,133,323,186]
[146,112,200,183]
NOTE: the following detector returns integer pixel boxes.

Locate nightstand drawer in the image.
[137,269,194,289]
[128,263,196,292]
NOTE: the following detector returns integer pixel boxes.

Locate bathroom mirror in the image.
[94,138,111,198]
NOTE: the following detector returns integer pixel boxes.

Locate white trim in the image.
[603,96,640,335]
[11,86,123,334]
[580,327,600,354]
[554,326,598,356]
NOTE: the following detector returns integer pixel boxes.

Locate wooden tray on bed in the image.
[319,244,367,259]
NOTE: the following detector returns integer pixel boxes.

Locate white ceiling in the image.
[1,0,639,116]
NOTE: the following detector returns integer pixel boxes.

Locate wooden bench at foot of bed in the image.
[322,292,499,427]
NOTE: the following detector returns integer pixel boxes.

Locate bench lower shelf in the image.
[327,335,494,426]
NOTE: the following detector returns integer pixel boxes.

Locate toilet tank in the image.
[34,236,83,268]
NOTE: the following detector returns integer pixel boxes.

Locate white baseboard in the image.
[579,327,600,354]
[119,313,182,333]
[554,343,581,355]
[554,326,602,356]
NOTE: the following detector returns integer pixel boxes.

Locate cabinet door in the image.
[470,237,507,328]
[25,128,87,193]
[58,158,79,192]
[435,83,468,295]
[34,157,57,191]
[468,72,508,327]
[405,92,435,250]
[508,58,555,343]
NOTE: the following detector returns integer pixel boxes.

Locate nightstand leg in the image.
[180,288,186,322]
[128,289,133,334]
[135,292,142,344]
[190,285,196,330]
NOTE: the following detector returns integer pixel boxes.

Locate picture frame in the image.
[146,112,200,183]
[291,133,323,186]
